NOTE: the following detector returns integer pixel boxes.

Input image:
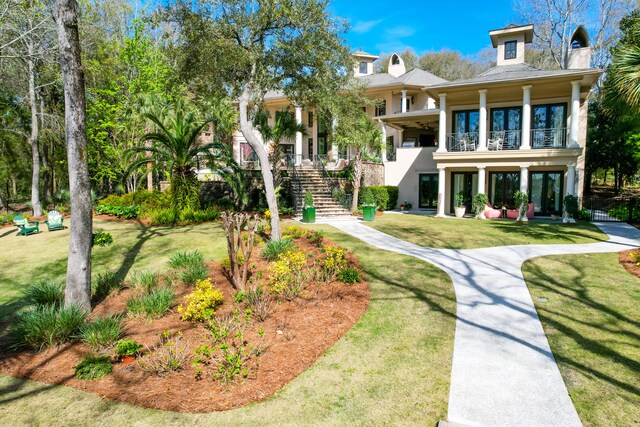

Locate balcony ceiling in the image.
[377,109,440,130]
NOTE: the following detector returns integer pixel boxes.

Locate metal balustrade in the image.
[446,132,478,151]
[531,128,567,148]
[488,130,521,150]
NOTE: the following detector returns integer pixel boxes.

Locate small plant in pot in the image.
[514,191,530,222]
[115,339,143,364]
[563,194,579,224]
[302,191,315,223]
[472,193,489,220]
[454,192,466,218]
[361,188,376,222]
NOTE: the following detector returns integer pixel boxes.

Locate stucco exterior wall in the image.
[384,147,438,208]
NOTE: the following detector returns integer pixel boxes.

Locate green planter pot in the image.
[302,207,316,223]
[363,206,376,222]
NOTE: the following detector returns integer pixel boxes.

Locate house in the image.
[233,23,601,217]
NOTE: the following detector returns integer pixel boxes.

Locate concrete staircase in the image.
[295,169,352,217]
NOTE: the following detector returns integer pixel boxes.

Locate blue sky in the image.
[330,0,519,57]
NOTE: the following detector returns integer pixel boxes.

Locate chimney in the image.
[388,53,406,77]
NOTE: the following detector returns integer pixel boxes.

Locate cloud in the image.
[351,19,383,34]
[385,26,416,38]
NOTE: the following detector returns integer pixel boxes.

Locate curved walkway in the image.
[322,218,640,426]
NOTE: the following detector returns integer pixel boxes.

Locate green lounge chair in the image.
[45,210,64,231]
[14,217,40,236]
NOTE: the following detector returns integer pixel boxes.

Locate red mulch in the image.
[0,236,369,413]
[618,249,640,279]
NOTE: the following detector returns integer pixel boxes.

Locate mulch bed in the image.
[618,249,640,279]
[0,235,369,413]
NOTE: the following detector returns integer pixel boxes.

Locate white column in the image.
[331,117,338,160]
[569,81,581,148]
[520,166,529,193]
[521,85,532,150]
[478,89,488,151]
[438,94,447,152]
[379,120,387,162]
[477,165,486,194]
[436,166,446,217]
[401,90,408,113]
[398,129,404,148]
[566,164,576,196]
[294,106,303,165]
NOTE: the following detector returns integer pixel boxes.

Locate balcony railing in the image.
[447,132,478,151]
[487,130,521,150]
[531,128,567,148]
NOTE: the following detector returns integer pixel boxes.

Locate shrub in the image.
[244,285,272,322]
[10,305,87,350]
[139,331,189,375]
[359,186,398,210]
[563,194,579,219]
[178,278,224,322]
[214,343,251,383]
[94,203,140,219]
[472,193,489,218]
[92,231,113,247]
[180,263,208,286]
[578,207,591,221]
[115,339,143,357]
[1,212,15,225]
[146,208,176,225]
[306,230,324,247]
[129,271,159,294]
[207,311,249,343]
[304,191,314,208]
[79,315,123,350]
[383,186,399,210]
[360,187,375,206]
[268,250,306,300]
[369,186,389,211]
[282,225,307,239]
[22,280,64,308]
[169,250,205,270]
[262,238,294,261]
[322,247,347,281]
[127,289,173,319]
[332,188,348,207]
[74,355,113,380]
[339,267,361,284]
[92,272,123,301]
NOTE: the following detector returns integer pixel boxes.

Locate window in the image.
[391,54,400,65]
[490,107,522,148]
[489,172,520,208]
[404,98,411,112]
[504,40,517,60]
[452,110,480,134]
[531,103,567,148]
[359,61,368,74]
[307,112,313,127]
[418,134,437,147]
[375,100,386,117]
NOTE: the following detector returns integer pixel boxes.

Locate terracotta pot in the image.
[120,355,135,365]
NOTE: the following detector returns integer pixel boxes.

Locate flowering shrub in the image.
[178,279,224,322]
[268,250,306,299]
[282,225,307,239]
[322,246,347,281]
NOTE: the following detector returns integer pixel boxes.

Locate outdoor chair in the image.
[488,137,503,150]
[12,214,24,228]
[45,210,64,231]
[14,217,40,236]
[484,203,503,219]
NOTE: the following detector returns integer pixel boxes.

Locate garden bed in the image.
[0,230,369,413]
[618,249,640,279]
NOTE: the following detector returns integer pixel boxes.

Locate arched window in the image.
[391,54,400,65]
[570,26,590,49]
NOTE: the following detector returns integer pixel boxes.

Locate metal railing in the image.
[531,128,567,149]
[313,154,352,210]
[284,154,303,214]
[488,130,521,150]
[386,147,397,161]
[446,132,478,151]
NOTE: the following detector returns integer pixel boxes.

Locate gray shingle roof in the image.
[357,68,447,88]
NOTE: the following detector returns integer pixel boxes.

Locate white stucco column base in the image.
[563,164,577,223]
[476,166,486,219]
[569,81,581,148]
[294,106,303,165]
[437,94,447,152]
[379,120,387,162]
[436,167,447,217]
[521,85,532,150]
[477,89,488,151]
[519,166,529,222]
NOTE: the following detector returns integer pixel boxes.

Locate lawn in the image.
[367,214,607,249]
[522,253,640,426]
[0,220,455,425]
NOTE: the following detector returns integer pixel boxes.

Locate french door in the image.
[451,172,478,213]
[419,174,439,209]
[529,172,563,216]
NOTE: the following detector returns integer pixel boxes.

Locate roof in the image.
[358,68,447,89]
[353,50,379,60]
[489,23,534,47]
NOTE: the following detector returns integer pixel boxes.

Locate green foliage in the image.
[262,238,294,261]
[1,212,16,225]
[244,286,272,322]
[180,263,209,286]
[92,272,123,301]
[215,342,251,383]
[362,186,396,211]
[322,246,348,282]
[338,267,361,284]
[79,315,124,350]
[74,355,113,380]
[145,206,221,225]
[169,250,205,270]
[129,271,159,294]
[126,289,173,319]
[361,187,375,206]
[336,163,354,181]
[306,230,324,247]
[455,192,466,207]
[94,203,140,219]
[578,207,591,221]
[92,231,114,247]
[282,225,308,239]
[268,250,307,299]
[115,339,143,357]
[304,191,314,208]
[10,305,87,351]
[178,278,224,322]
[563,195,579,218]
[472,193,489,217]
[22,280,64,308]
[139,332,189,375]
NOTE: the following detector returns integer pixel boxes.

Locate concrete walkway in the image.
[321,218,640,426]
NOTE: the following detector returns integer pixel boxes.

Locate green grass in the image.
[126,288,173,319]
[522,253,640,426]
[367,214,607,249]
[0,220,455,425]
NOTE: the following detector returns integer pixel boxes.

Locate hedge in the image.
[358,186,399,211]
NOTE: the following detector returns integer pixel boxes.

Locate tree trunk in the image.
[351,152,363,212]
[238,91,281,240]
[27,41,43,217]
[40,97,53,206]
[55,0,92,313]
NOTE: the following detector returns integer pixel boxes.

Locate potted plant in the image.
[454,192,466,218]
[563,194,578,224]
[115,339,143,365]
[472,193,489,220]
[513,191,529,222]
[361,188,376,222]
[302,191,315,223]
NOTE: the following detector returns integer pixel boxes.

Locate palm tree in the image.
[609,45,640,109]
[127,105,240,211]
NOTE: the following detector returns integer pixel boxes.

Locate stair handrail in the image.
[312,154,352,210]
[284,154,303,213]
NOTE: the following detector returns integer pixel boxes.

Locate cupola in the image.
[489,24,534,66]
[353,50,379,76]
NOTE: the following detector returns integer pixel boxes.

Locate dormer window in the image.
[504,40,517,60]
[359,61,368,74]
[391,54,400,65]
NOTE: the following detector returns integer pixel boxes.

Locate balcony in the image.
[446,128,567,152]
[531,128,567,148]
[446,132,479,151]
